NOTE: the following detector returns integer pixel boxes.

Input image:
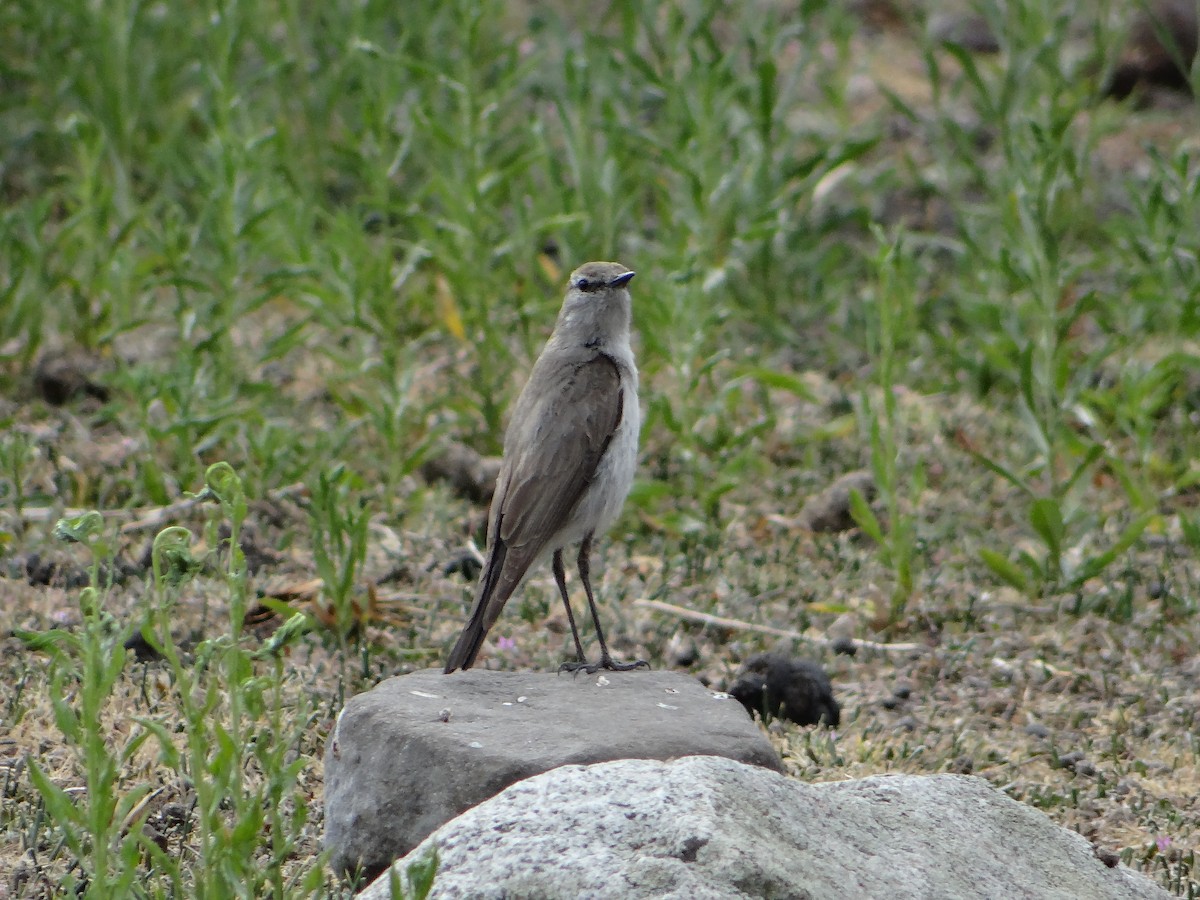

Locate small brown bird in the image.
[444,262,647,675]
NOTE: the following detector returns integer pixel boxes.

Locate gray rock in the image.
[797,469,875,533]
[324,669,781,881]
[928,11,1000,54]
[419,441,502,504]
[361,756,1169,900]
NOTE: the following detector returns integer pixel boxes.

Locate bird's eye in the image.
[575,277,592,291]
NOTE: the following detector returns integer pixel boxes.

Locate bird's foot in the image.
[558,655,650,676]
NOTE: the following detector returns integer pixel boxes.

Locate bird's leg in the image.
[560,532,649,675]
[553,549,588,664]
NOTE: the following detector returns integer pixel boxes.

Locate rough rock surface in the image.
[361,756,1170,900]
[324,669,782,880]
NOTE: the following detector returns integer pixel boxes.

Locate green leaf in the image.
[50,688,83,743]
[1104,453,1153,511]
[1028,497,1064,566]
[755,57,777,138]
[1068,512,1155,588]
[1016,343,1051,458]
[742,367,816,400]
[133,717,183,769]
[387,866,406,900]
[14,628,77,655]
[809,413,855,442]
[204,461,247,523]
[940,41,996,119]
[1015,549,1049,593]
[231,799,265,849]
[1181,514,1200,551]
[626,479,676,506]
[27,759,84,830]
[980,548,1029,592]
[255,612,314,659]
[152,526,202,588]
[848,488,885,545]
[406,847,439,900]
[968,449,1034,497]
[1060,443,1104,498]
[113,782,154,828]
[702,479,737,520]
[53,510,104,544]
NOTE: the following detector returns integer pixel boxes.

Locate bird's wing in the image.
[497,352,624,555]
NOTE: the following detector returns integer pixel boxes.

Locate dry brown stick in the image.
[633,598,926,655]
[8,482,308,533]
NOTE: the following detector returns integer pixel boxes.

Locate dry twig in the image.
[634,598,926,655]
[8,482,309,533]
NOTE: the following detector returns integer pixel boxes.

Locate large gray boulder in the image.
[361,756,1169,900]
[324,669,782,880]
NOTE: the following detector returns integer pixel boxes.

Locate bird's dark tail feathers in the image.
[444,538,511,673]
[443,617,487,673]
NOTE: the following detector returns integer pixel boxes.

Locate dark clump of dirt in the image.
[728,653,841,727]
[1106,0,1197,101]
[32,351,110,406]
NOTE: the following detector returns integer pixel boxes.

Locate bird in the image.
[444,261,647,675]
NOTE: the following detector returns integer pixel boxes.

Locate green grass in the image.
[2,0,1199,896]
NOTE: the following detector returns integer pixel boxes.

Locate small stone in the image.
[892,684,912,700]
[124,631,163,663]
[1107,0,1197,100]
[1024,723,1050,739]
[420,442,502,504]
[798,470,875,533]
[441,548,483,581]
[141,823,169,852]
[949,755,975,775]
[33,351,110,406]
[666,630,700,668]
[831,635,858,656]
[928,12,1000,53]
[160,803,189,828]
[1056,751,1097,776]
[1056,751,1083,769]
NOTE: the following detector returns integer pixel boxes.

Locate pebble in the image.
[1056,750,1097,777]
[949,755,975,774]
[831,635,857,656]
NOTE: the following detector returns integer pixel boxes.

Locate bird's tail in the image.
[443,539,512,673]
[443,617,487,673]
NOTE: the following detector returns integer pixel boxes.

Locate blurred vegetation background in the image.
[1,0,1198,895]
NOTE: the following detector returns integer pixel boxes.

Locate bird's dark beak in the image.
[610,271,636,287]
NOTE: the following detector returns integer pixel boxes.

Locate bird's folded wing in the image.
[497,353,624,553]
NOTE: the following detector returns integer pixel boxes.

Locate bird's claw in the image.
[559,656,650,676]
